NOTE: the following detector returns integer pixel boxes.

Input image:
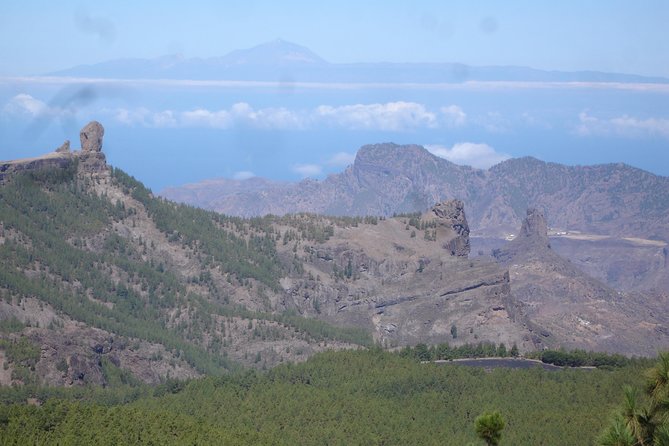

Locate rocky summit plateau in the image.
[0,124,668,388]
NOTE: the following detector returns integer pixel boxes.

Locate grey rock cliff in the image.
[490,207,669,355]
[162,145,669,243]
[518,208,550,249]
[431,199,471,257]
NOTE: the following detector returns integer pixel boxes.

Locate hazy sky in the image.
[1,0,668,77]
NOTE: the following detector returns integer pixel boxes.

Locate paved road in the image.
[432,357,594,371]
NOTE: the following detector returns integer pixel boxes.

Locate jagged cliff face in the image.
[277,201,531,349]
[0,153,73,184]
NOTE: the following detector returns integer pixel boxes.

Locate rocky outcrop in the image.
[0,152,73,183]
[493,208,550,263]
[78,121,107,173]
[518,208,550,248]
[431,200,471,257]
[0,121,108,182]
[490,208,669,355]
[56,140,71,153]
[80,121,104,152]
[277,212,533,350]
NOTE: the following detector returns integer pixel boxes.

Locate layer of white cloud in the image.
[232,170,255,180]
[293,163,322,178]
[327,151,356,166]
[230,102,304,129]
[577,111,669,139]
[109,102,304,130]
[315,101,438,131]
[425,142,510,169]
[2,93,65,118]
[4,94,468,134]
[112,107,179,128]
[181,108,231,128]
[440,105,466,126]
[9,77,669,94]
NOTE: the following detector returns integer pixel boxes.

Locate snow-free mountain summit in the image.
[49,40,669,84]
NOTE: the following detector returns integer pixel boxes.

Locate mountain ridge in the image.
[162,143,669,240]
[47,40,669,84]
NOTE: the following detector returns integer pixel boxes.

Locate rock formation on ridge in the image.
[1,121,108,183]
[80,121,104,152]
[77,121,107,173]
[430,199,471,256]
[492,208,669,355]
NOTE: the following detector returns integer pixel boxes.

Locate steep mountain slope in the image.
[0,123,533,387]
[163,144,669,296]
[481,157,669,239]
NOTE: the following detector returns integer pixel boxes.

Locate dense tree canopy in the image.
[0,350,650,445]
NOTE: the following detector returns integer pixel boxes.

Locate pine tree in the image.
[599,352,669,446]
[475,411,506,446]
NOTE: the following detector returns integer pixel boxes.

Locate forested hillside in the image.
[0,349,651,445]
[0,159,370,386]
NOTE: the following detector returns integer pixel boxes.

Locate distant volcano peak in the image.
[219,39,328,66]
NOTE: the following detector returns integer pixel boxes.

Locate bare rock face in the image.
[277,213,531,350]
[80,121,104,152]
[431,199,470,257]
[77,121,107,172]
[56,140,70,153]
[493,208,550,263]
[519,208,550,248]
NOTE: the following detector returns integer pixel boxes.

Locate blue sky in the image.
[1,0,668,77]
